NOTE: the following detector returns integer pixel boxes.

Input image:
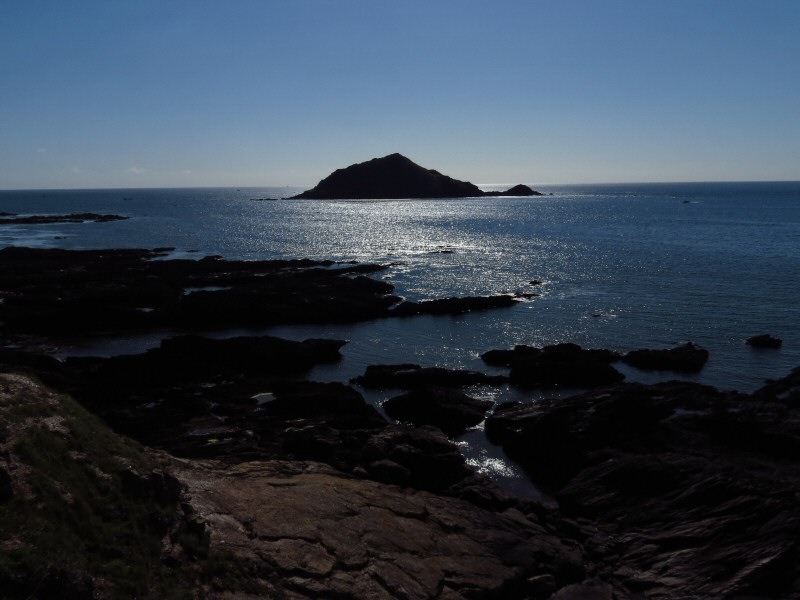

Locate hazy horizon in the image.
[2,1,799,190]
[4,179,800,194]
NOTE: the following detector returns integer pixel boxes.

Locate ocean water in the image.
[2,182,799,495]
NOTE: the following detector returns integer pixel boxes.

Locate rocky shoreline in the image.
[1,247,798,598]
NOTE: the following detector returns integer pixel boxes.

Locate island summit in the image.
[289,153,543,199]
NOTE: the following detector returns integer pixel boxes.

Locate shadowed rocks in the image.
[0,248,528,339]
[351,363,508,389]
[392,294,518,316]
[0,247,398,335]
[481,342,713,390]
[0,212,128,224]
[621,342,709,373]
[0,338,507,504]
[382,387,494,436]
[485,375,800,598]
[482,343,624,389]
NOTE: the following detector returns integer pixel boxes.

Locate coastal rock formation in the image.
[392,294,518,316]
[621,342,709,373]
[0,212,128,224]
[176,459,587,599]
[482,342,713,387]
[351,363,508,389]
[0,372,193,598]
[0,248,522,340]
[289,153,543,199]
[0,341,501,500]
[382,387,494,436]
[0,371,591,599]
[481,343,624,389]
[486,376,800,598]
[0,247,399,335]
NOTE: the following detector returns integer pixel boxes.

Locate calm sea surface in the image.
[2,182,798,494]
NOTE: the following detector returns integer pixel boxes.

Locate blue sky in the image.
[1,1,799,189]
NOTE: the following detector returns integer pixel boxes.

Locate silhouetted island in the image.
[289,153,543,199]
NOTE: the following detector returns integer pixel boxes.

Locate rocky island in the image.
[289,153,543,199]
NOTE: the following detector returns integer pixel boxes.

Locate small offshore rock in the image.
[747,334,782,349]
[622,342,709,373]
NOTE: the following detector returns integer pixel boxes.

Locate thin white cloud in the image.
[127,166,145,174]
[37,148,47,153]
[71,167,81,173]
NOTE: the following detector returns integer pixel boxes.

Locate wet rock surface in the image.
[382,386,494,436]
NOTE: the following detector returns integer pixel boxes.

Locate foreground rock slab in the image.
[176,460,586,599]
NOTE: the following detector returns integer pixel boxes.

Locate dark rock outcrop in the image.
[622,342,709,373]
[0,247,398,335]
[0,212,128,224]
[482,343,624,389]
[290,153,543,199]
[1,371,594,599]
[747,333,783,348]
[392,294,518,316]
[382,386,494,436]
[486,376,800,598]
[0,342,501,502]
[351,363,508,389]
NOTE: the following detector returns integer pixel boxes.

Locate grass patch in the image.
[0,385,197,598]
[1,378,269,599]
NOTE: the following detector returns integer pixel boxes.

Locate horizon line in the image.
[2,179,800,193]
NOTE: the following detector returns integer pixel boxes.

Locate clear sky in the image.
[1,1,799,189]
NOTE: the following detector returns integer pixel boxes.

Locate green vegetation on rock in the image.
[0,373,254,599]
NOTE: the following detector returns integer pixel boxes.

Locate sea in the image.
[1,182,798,496]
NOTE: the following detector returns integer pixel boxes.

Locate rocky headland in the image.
[1,246,798,599]
[289,153,543,200]
[0,212,128,224]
